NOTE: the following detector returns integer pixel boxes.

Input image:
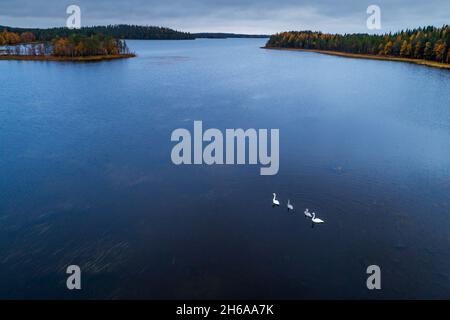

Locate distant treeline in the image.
[266,25,450,64]
[193,33,269,39]
[0,24,271,41]
[0,24,194,41]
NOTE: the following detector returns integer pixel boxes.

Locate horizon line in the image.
[1,23,448,37]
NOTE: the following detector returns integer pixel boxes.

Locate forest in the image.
[0,24,271,41]
[0,29,130,57]
[52,34,130,57]
[265,25,450,64]
[0,24,194,41]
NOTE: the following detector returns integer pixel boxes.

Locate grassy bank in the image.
[263,47,450,70]
[0,53,136,62]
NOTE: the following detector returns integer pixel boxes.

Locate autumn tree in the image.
[20,32,36,43]
[383,41,393,55]
[414,41,424,58]
[433,40,447,62]
[423,42,433,60]
[51,34,129,57]
[400,40,409,56]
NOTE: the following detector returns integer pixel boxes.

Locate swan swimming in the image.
[272,193,280,206]
[311,212,325,224]
[304,208,312,218]
[287,200,294,211]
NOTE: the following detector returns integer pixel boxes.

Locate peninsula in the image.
[264,25,450,70]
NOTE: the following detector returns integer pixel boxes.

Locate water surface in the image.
[1,38,449,299]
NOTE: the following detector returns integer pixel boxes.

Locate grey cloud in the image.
[0,0,449,34]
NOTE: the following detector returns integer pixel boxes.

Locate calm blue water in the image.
[1,38,449,299]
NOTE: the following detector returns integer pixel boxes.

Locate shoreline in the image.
[0,53,136,62]
[263,47,450,70]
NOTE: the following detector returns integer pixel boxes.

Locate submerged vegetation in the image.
[266,25,450,65]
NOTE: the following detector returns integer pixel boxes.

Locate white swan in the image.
[311,212,324,224]
[287,200,294,211]
[272,193,280,206]
[304,208,312,218]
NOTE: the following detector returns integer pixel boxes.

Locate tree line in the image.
[266,25,450,64]
[0,24,271,41]
[193,33,269,39]
[0,24,194,41]
[0,30,36,45]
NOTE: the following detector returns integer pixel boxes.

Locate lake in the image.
[0,38,449,299]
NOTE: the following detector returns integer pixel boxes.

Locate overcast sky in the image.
[0,0,449,34]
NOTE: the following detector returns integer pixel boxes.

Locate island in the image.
[263,25,450,70]
[0,29,135,62]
